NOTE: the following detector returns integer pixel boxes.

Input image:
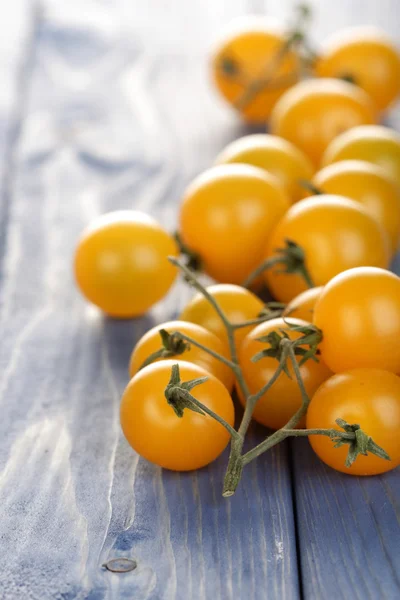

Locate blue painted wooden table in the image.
[0,1,399,598]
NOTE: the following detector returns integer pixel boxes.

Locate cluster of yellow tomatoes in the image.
[73,13,400,481]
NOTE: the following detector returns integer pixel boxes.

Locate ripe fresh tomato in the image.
[179,164,289,285]
[179,284,265,348]
[315,26,400,112]
[283,286,323,322]
[307,368,400,475]
[238,318,332,429]
[120,360,235,470]
[264,195,390,303]
[313,267,400,374]
[128,320,234,391]
[322,125,400,188]
[270,78,376,166]
[215,133,314,203]
[74,211,178,318]
[312,160,400,254]
[211,16,301,123]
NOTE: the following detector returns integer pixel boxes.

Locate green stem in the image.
[222,347,289,496]
[284,345,311,429]
[175,332,236,370]
[231,311,283,329]
[242,428,355,465]
[242,256,283,289]
[168,256,250,401]
[179,389,239,440]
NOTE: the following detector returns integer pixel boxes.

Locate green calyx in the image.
[251,322,323,375]
[139,329,191,370]
[273,239,314,288]
[164,364,208,418]
[332,419,391,467]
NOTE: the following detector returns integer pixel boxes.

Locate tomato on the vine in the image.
[311,160,400,254]
[283,286,323,322]
[315,26,400,112]
[215,133,314,203]
[179,164,289,285]
[120,360,235,471]
[179,284,265,348]
[74,211,178,318]
[238,318,332,430]
[313,267,400,374]
[270,78,376,166]
[129,320,234,391]
[211,16,301,123]
[322,125,400,188]
[264,195,390,303]
[307,368,400,475]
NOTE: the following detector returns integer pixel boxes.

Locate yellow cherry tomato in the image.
[311,160,400,254]
[179,164,289,285]
[211,16,301,123]
[215,133,314,203]
[238,318,332,429]
[315,26,400,112]
[313,267,400,374]
[179,284,264,348]
[128,320,234,392]
[120,360,235,471]
[307,369,400,476]
[270,78,376,166]
[264,195,390,303]
[283,286,323,322]
[322,125,400,188]
[74,211,178,318]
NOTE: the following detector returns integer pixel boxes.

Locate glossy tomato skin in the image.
[215,134,314,203]
[264,195,390,303]
[311,160,400,254]
[211,16,300,123]
[120,360,235,471]
[315,26,400,112]
[322,125,400,188]
[283,287,323,322]
[313,267,400,374]
[179,164,289,285]
[74,211,178,318]
[179,284,264,348]
[270,79,376,166]
[238,318,332,429]
[307,369,400,475]
[128,320,234,391]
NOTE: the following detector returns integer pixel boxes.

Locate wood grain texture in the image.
[0,1,398,599]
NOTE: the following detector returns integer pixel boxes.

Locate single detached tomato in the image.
[179,283,264,348]
[211,16,301,123]
[307,368,400,475]
[313,267,400,374]
[74,211,178,318]
[264,195,390,303]
[238,318,332,429]
[215,133,314,203]
[322,125,400,188]
[179,164,289,285]
[128,320,234,392]
[315,26,400,112]
[270,78,376,166]
[120,360,235,471]
[312,160,400,254]
[283,286,323,322]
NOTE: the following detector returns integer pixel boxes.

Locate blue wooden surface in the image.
[0,1,398,599]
